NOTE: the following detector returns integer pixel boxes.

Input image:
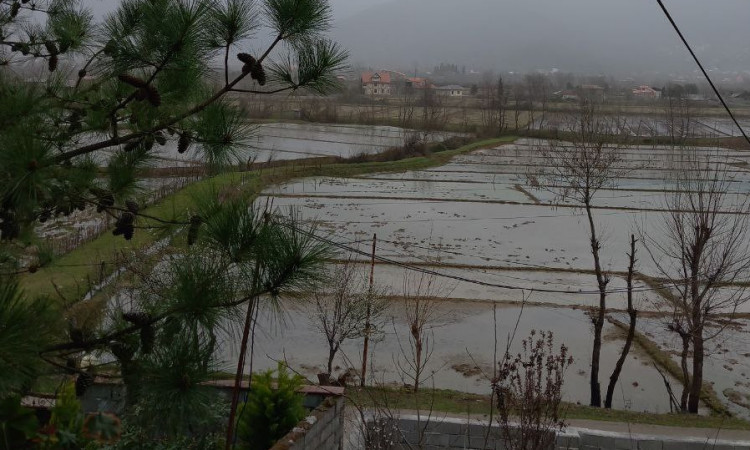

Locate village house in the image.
[361,71,393,96]
[632,85,661,99]
[580,84,606,101]
[555,89,580,102]
[405,76,430,90]
[435,85,466,97]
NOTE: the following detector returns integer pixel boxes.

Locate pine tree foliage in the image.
[236,363,306,450]
[0,0,344,443]
[0,280,57,396]
[0,0,347,240]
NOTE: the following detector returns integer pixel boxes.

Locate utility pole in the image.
[361,234,376,387]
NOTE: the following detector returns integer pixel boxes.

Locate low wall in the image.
[376,415,750,450]
[271,395,346,450]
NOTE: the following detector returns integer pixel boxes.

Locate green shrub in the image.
[236,364,306,450]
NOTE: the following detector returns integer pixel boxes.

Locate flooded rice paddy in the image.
[98,122,456,168]
[534,114,750,138]
[245,137,750,416]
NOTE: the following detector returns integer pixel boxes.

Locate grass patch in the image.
[347,386,750,430]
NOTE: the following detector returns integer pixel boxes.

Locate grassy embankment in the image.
[348,386,750,430]
[18,136,515,303]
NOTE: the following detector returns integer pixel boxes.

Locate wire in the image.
[283,220,670,296]
[655,0,750,147]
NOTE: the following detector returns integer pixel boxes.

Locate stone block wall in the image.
[271,395,346,450]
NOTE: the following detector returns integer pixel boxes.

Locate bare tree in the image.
[663,94,693,147]
[398,83,417,129]
[526,100,630,407]
[420,84,448,132]
[643,153,750,413]
[480,74,507,135]
[309,258,386,381]
[395,271,449,393]
[524,73,550,131]
[492,330,573,450]
[604,234,638,408]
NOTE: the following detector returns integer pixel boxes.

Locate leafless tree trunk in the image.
[604,234,638,408]
[421,85,447,132]
[668,319,692,411]
[396,271,449,393]
[643,152,750,413]
[398,85,416,129]
[663,94,692,147]
[309,257,386,381]
[526,100,630,407]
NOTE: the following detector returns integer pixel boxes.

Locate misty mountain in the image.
[331,0,750,76]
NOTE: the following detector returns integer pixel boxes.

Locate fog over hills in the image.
[331,0,750,76]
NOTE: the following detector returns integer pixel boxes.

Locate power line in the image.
[284,221,671,296]
[655,0,750,147]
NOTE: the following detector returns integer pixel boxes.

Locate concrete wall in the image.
[271,395,345,450]
[377,415,750,450]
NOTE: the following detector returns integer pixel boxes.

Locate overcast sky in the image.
[83,0,750,76]
[85,0,389,20]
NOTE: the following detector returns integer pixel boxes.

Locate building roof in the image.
[361,71,391,84]
[406,77,430,88]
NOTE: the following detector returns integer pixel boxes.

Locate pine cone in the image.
[125,200,139,214]
[134,88,148,102]
[0,213,20,240]
[154,133,166,146]
[69,326,85,345]
[177,132,191,154]
[187,215,202,246]
[237,53,256,65]
[250,62,266,86]
[113,212,135,240]
[78,69,87,78]
[140,325,155,354]
[44,40,58,55]
[75,372,95,397]
[143,134,154,150]
[242,63,252,75]
[145,85,161,107]
[10,2,20,19]
[102,40,117,56]
[122,311,149,325]
[38,208,51,223]
[110,341,135,363]
[118,73,148,88]
[65,358,78,375]
[123,141,140,152]
[48,54,58,72]
[95,191,115,213]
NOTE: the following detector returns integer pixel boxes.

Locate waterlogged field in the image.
[535,114,750,138]
[250,137,750,416]
[40,123,448,252]
[225,301,684,414]
[96,122,455,168]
